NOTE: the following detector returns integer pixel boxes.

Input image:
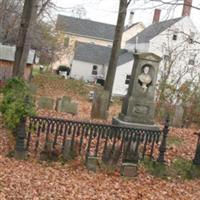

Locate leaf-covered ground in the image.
[1,110,200,199]
[0,125,200,200]
[0,75,200,199]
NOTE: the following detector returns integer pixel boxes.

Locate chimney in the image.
[152,9,161,24]
[182,0,192,16]
[128,10,134,27]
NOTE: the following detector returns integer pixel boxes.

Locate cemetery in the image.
[1,0,200,199]
[1,54,200,199]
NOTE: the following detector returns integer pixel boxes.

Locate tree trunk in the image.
[91,0,128,119]
[13,0,37,78]
[104,0,128,98]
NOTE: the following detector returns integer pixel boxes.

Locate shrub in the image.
[0,77,35,131]
[142,157,200,180]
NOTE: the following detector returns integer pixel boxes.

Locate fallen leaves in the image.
[0,77,200,199]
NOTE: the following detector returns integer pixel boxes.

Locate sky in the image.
[53,0,200,30]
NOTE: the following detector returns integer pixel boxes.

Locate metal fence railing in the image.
[15,115,170,165]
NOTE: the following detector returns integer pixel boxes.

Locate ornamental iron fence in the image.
[15,115,170,165]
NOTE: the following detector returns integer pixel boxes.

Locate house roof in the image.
[74,42,111,64]
[74,42,133,66]
[56,15,139,41]
[127,17,183,44]
[56,15,115,41]
[0,44,35,64]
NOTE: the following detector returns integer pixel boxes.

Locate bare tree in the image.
[155,26,200,121]
[13,0,38,78]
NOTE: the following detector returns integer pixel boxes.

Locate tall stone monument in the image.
[113,53,162,130]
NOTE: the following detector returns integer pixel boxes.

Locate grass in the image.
[142,157,200,180]
[167,136,184,146]
[32,73,97,97]
[32,67,41,76]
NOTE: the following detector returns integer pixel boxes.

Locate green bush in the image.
[0,77,35,131]
[142,157,200,180]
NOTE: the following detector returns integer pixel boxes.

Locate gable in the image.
[127,17,183,44]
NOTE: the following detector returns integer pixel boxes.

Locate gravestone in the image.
[113,53,162,130]
[102,145,121,166]
[39,141,53,161]
[38,96,54,110]
[62,139,79,161]
[62,96,72,102]
[91,90,109,119]
[86,157,101,172]
[172,103,184,127]
[56,96,78,115]
[120,163,138,177]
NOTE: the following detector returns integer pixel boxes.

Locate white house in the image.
[125,12,200,92]
[53,13,144,68]
[70,42,133,96]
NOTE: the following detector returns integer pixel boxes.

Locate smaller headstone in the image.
[56,96,78,115]
[29,83,38,95]
[123,142,139,164]
[172,104,184,128]
[39,141,53,161]
[62,96,71,102]
[120,163,138,177]
[102,145,112,164]
[91,90,109,119]
[62,102,78,115]
[62,139,78,161]
[102,145,121,165]
[86,156,100,172]
[38,96,54,110]
[55,98,62,111]
[14,151,27,160]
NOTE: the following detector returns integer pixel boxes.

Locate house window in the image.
[188,54,196,65]
[172,34,177,41]
[64,37,69,47]
[189,32,195,44]
[172,28,178,41]
[92,65,98,75]
[125,75,131,85]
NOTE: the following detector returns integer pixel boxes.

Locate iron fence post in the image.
[14,118,27,160]
[157,114,170,163]
[193,132,200,165]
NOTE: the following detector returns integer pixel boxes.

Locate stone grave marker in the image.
[56,96,78,115]
[86,157,101,172]
[38,96,54,110]
[120,163,138,177]
[62,139,79,161]
[113,53,162,130]
[172,104,184,128]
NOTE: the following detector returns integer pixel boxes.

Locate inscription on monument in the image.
[133,105,149,115]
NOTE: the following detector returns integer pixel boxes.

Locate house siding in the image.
[112,60,134,96]
[0,60,32,81]
[71,60,105,82]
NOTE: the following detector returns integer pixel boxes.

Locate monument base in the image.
[112,117,160,131]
